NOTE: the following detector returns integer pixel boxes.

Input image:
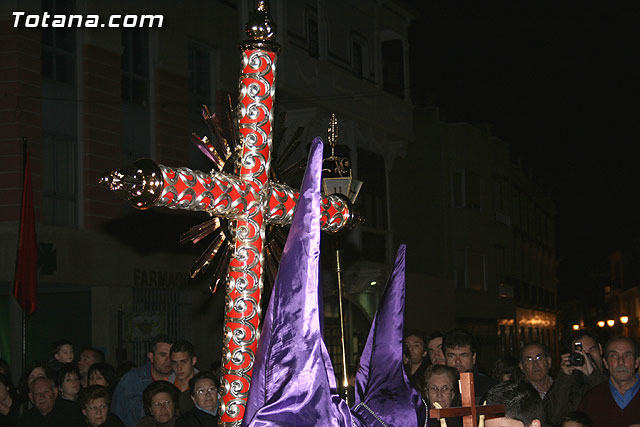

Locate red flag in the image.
[13,148,38,314]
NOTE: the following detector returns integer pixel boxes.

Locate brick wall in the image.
[82,44,124,230]
[0,21,42,223]
[155,69,189,167]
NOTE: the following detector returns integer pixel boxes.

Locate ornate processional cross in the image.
[100,3,356,426]
[430,373,505,427]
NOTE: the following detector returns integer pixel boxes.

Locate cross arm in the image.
[99,158,357,233]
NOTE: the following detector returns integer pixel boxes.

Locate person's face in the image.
[29,379,57,416]
[445,345,476,373]
[575,335,603,370]
[89,370,108,387]
[604,339,640,386]
[191,378,218,412]
[485,418,532,427]
[425,373,455,409]
[61,372,80,398]
[519,345,551,383]
[27,367,46,385]
[83,397,109,426]
[149,343,172,377]
[562,422,587,427]
[150,391,175,423]
[171,351,197,381]
[0,382,9,401]
[78,351,98,375]
[55,345,74,364]
[427,337,445,365]
[404,335,427,365]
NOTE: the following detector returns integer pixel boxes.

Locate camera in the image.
[569,341,585,367]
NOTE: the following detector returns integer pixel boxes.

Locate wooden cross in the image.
[429,373,505,427]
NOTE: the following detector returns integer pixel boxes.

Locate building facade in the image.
[392,106,558,371]
[1,0,415,381]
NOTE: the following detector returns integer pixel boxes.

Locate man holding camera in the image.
[544,329,608,426]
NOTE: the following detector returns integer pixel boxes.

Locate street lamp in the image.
[597,321,605,328]
[607,319,615,327]
[322,114,363,404]
[620,315,629,324]
[572,324,580,331]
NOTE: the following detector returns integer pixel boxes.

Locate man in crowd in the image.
[170,340,199,414]
[20,376,85,426]
[404,330,429,388]
[111,335,176,427]
[78,347,106,388]
[442,329,496,403]
[577,336,640,426]
[544,330,607,426]
[427,331,445,366]
[519,342,553,399]
[484,380,543,427]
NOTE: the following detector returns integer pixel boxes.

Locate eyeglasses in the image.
[152,400,174,408]
[523,354,547,364]
[425,385,452,395]
[87,403,107,412]
[194,386,217,396]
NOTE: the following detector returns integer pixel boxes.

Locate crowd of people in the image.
[402,328,640,427]
[1,327,639,427]
[0,336,219,427]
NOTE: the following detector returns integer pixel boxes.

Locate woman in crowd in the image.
[176,372,218,427]
[0,373,19,427]
[57,364,81,401]
[79,385,124,427]
[88,363,117,394]
[423,364,462,427]
[136,381,179,427]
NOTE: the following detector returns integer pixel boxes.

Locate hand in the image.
[559,353,576,375]
[573,348,594,376]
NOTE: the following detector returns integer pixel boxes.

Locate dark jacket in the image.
[134,416,176,427]
[19,397,84,427]
[543,368,607,426]
[87,413,125,427]
[175,407,217,427]
[0,400,20,427]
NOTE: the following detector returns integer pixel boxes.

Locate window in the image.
[381,39,404,97]
[352,41,363,78]
[454,250,466,289]
[188,42,217,170]
[451,169,482,210]
[468,251,486,291]
[307,16,319,58]
[452,170,464,208]
[41,0,75,84]
[121,29,149,105]
[357,149,388,263]
[42,134,76,227]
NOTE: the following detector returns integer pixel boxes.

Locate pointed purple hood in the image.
[242,137,353,426]
[353,245,427,426]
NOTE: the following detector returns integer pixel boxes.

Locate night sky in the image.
[408,2,639,296]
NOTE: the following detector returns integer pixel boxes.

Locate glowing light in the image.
[597,321,605,328]
[370,281,377,286]
[607,319,615,327]
[620,316,629,324]
[572,324,580,330]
